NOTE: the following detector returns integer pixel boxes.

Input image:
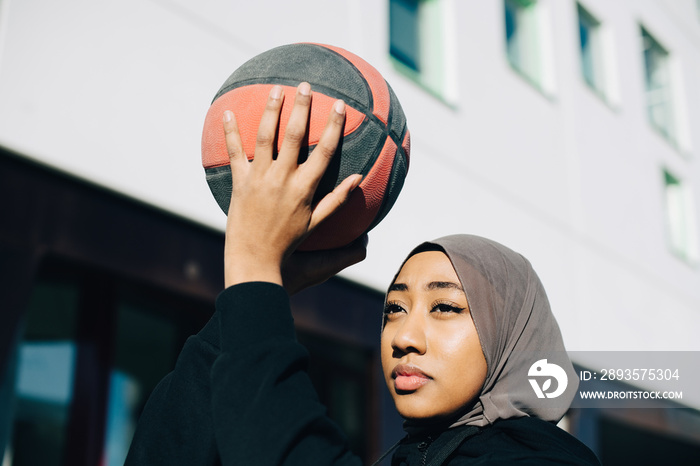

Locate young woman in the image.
[126,84,600,465]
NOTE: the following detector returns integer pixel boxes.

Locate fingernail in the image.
[351,174,363,190]
[334,100,345,114]
[223,110,233,123]
[299,82,311,96]
[270,85,283,99]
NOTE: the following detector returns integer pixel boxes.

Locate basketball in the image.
[201,43,410,251]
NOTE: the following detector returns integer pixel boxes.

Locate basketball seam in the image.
[205,117,377,180]
[306,118,386,182]
[214,77,372,120]
[312,45,406,154]
[367,143,406,231]
[306,43,375,113]
[290,44,408,149]
[214,80,392,181]
[213,46,405,151]
[214,78,391,179]
[299,124,390,210]
[386,80,409,168]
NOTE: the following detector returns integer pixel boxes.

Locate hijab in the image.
[394,234,578,430]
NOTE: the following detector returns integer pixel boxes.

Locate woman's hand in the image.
[282,234,368,295]
[223,82,363,289]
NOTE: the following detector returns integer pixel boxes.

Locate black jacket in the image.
[392,418,600,465]
[126,282,600,465]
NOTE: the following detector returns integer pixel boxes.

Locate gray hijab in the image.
[396,234,578,429]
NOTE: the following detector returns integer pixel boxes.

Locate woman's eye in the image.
[383,303,405,315]
[432,303,465,314]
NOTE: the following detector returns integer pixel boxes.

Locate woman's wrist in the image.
[224,250,284,289]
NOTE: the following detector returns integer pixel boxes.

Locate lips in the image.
[392,364,431,392]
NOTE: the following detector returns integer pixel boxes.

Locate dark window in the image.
[578,4,603,92]
[641,27,674,141]
[5,258,210,465]
[503,0,542,86]
[390,0,420,71]
[10,275,80,466]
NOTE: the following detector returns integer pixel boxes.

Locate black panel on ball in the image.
[213,44,372,114]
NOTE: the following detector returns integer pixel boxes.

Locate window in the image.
[577,4,605,96]
[504,0,547,88]
[7,278,80,466]
[389,0,456,102]
[641,28,674,142]
[663,170,698,262]
[389,0,420,72]
[103,288,183,466]
[4,259,210,465]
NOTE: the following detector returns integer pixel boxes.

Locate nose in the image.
[390,309,426,356]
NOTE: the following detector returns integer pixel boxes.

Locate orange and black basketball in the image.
[201,43,410,250]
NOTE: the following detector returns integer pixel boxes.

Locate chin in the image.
[393,396,452,422]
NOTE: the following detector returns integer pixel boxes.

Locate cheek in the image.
[380,330,394,381]
[434,331,473,359]
[430,322,480,363]
[431,324,487,391]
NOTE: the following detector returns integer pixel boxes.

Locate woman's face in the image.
[381,250,488,421]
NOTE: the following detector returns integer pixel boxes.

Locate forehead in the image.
[392,251,461,287]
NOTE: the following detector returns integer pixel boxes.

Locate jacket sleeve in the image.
[211,282,362,466]
[124,316,221,465]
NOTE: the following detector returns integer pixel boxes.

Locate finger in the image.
[302,99,346,186]
[223,111,248,178]
[309,173,362,231]
[278,82,312,168]
[254,85,285,168]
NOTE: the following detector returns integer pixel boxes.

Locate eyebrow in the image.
[388,281,463,292]
[388,283,408,292]
[426,281,463,291]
